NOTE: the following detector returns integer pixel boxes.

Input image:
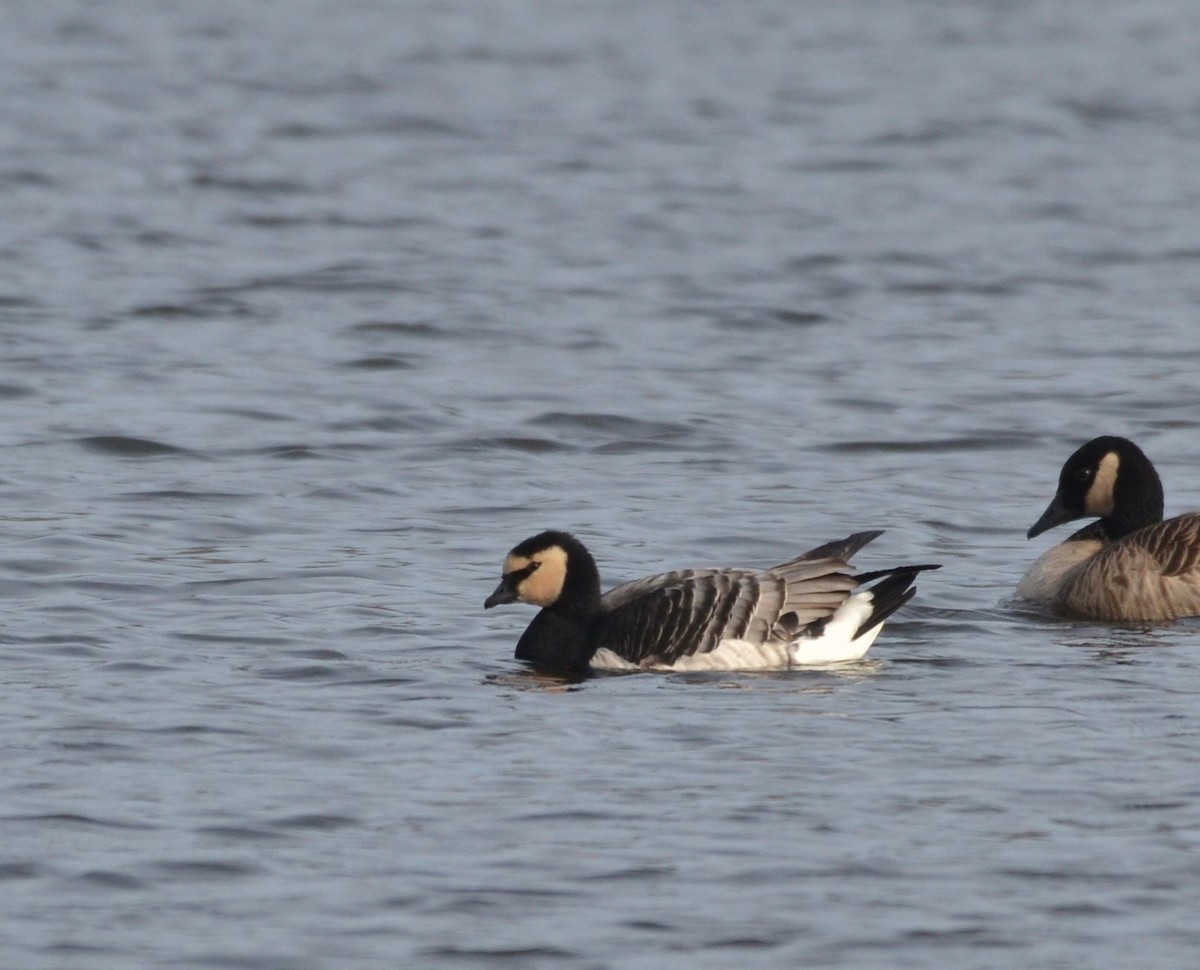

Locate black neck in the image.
[1103,450,1165,539]
[556,540,602,614]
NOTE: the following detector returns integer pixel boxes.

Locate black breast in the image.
[514,610,595,671]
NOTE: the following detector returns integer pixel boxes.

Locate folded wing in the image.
[1060,514,1200,621]
[598,533,882,666]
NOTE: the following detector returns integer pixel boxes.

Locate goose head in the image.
[1028,436,1165,541]
[485,530,598,611]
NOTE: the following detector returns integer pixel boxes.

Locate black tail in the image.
[853,564,940,639]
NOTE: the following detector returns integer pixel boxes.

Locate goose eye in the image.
[511,561,539,582]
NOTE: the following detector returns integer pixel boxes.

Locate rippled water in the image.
[5,1,1200,967]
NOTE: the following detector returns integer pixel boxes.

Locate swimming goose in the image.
[1018,435,1200,621]
[484,530,937,671]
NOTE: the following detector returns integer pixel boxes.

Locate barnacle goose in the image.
[485,530,937,671]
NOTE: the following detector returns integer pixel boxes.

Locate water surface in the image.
[4,1,1200,967]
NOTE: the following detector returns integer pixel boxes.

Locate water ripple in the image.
[150,859,260,880]
[0,863,42,881]
[419,945,578,964]
[819,435,1030,454]
[269,814,358,831]
[76,870,144,890]
[3,813,155,831]
[75,435,191,457]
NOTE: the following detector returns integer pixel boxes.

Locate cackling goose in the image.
[1018,435,1200,621]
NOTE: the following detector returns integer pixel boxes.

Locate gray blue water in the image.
[4,1,1200,967]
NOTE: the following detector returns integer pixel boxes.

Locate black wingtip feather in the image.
[793,530,885,564]
[853,563,941,585]
[852,564,940,639]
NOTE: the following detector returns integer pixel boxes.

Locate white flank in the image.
[787,590,880,666]
[590,648,639,671]
[662,640,791,671]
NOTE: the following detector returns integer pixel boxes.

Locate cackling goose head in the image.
[1028,436,1165,541]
